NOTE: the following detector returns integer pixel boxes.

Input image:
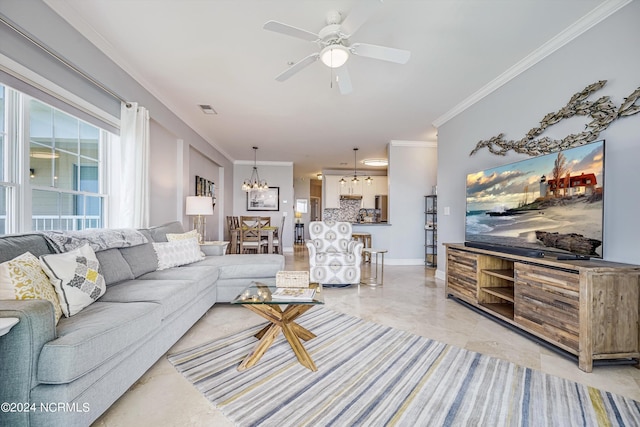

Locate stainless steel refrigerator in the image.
[374,195,388,222]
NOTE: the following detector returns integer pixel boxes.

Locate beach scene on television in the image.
[465,140,604,257]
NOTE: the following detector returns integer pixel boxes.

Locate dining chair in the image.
[239,216,266,254]
[226,216,240,254]
[259,217,271,228]
[272,215,286,254]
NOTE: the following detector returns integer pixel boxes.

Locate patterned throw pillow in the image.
[153,239,204,270]
[166,229,200,242]
[40,244,106,317]
[0,252,63,324]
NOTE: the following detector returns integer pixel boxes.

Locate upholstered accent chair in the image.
[306,220,363,286]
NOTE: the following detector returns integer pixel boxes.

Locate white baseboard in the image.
[383,258,425,266]
[435,269,446,281]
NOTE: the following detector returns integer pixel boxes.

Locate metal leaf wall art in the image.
[470,80,640,156]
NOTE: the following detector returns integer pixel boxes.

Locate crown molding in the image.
[432,0,632,128]
[389,140,437,148]
[234,160,293,167]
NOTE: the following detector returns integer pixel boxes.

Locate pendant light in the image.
[340,148,372,186]
[242,147,268,192]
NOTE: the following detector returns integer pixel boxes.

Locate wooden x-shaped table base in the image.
[238,303,317,371]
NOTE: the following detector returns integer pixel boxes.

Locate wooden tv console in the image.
[445,243,640,372]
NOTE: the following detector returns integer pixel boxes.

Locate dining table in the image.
[230,226,279,254]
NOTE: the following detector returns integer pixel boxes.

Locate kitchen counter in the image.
[351,224,392,260]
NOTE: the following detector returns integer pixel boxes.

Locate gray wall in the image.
[187,146,222,241]
[233,162,294,250]
[388,142,438,263]
[0,0,234,234]
[436,1,640,274]
[148,120,180,227]
[293,177,312,240]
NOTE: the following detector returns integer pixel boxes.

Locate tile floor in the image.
[93,246,640,426]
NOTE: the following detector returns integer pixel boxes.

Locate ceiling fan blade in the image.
[350,43,411,64]
[335,66,353,95]
[341,0,383,36]
[263,20,319,42]
[275,53,319,81]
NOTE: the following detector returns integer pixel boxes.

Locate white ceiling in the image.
[44,0,610,179]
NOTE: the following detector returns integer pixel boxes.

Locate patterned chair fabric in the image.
[306,220,363,285]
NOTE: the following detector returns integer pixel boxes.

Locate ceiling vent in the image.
[198,104,217,115]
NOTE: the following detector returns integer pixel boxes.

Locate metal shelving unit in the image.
[425,195,437,268]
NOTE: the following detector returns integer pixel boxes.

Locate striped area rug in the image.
[168,307,640,426]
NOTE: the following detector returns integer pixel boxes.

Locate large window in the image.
[0,83,110,234]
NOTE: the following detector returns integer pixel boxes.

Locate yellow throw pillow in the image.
[166,229,200,242]
[0,252,63,324]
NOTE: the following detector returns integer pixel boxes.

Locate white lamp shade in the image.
[185,196,213,215]
[320,45,349,68]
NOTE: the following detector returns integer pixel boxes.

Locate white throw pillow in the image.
[40,244,106,317]
[153,239,204,270]
[0,252,63,324]
[166,229,200,242]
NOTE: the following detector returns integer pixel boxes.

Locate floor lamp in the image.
[185,196,214,243]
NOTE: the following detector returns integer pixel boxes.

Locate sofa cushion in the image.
[0,234,54,264]
[0,252,63,324]
[190,254,284,279]
[99,278,210,319]
[95,248,135,286]
[37,301,161,384]
[153,239,204,270]
[140,265,219,285]
[119,243,158,278]
[144,221,184,242]
[40,244,106,317]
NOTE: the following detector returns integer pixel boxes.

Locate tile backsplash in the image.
[322,198,361,223]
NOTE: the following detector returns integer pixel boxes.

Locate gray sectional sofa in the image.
[0,221,284,427]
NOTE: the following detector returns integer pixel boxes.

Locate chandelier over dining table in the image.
[242,146,268,192]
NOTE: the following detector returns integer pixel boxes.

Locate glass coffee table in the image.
[231,282,324,372]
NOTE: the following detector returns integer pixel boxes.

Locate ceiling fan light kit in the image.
[320,44,349,68]
[263,0,410,94]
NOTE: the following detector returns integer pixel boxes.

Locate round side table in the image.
[361,248,387,286]
[294,223,305,244]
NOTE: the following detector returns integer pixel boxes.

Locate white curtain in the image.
[109,102,150,228]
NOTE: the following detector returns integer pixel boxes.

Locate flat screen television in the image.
[465,139,604,258]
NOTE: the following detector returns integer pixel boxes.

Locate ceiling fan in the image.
[263,0,411,94]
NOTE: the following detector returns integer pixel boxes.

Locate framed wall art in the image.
[247,187,279,211]
[195,175,215,197]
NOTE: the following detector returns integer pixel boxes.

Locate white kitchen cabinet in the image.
[362,176,388,207]
[362,180,377,208]
[338,178,362,196]
[375,176,388,196]
[323,175,341,209]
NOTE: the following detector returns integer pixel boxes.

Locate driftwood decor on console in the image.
[470,80,640,156]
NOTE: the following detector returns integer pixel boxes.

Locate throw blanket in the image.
[40,229,148,253]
